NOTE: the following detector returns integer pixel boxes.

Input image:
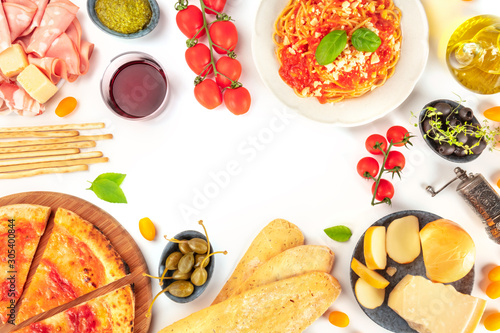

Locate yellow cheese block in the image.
[388,275,486,333]
[0,44,29,78]
[17,64,58,104]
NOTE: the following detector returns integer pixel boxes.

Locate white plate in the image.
[251,0,429,126]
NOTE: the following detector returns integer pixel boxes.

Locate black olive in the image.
[471,138,487,155]
[438,143,455,156]
[434,102,453,117]
[449,118,462,128]
[423,118,439,138]
[456,132,472,144]
[459,107,474,122]
[454,146,468,157]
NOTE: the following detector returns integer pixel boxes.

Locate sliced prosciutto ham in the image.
[0,0,93,116]
[26,0,79,57]
[3,0,38,42]
[0,81,44,116]
[19,0,49,37]
[0,5,12,53]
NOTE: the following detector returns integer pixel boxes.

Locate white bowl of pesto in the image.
[87,0,160,38]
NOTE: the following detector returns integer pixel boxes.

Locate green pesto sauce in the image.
[95,0,152,34]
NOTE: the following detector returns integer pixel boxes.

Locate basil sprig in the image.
[351,28,381,52]
[87,173,128,203]
[315,30,347,65]
[324,225,352,242]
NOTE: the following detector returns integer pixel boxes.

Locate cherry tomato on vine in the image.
[365,134,387,155]
[384,151,405,172]
[215,57,242,88]
[386,126,411,147]
[224,87,251,115]
[185,43,213,76]
[204,0,226,15]
[371,179,394,202]
[209,21,238,54]
[176,5,206,39]
[194,79,222,109]
[357,157,379,179]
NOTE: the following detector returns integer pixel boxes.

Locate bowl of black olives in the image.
[418,99,487,163]
[158,230,215,303]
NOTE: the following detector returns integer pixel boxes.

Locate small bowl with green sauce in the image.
[87,0,159,38]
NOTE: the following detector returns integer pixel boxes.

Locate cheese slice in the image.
[388,275,486,333]
[17,64,58,104]
[0,44,29,78]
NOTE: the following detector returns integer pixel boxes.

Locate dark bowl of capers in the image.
[418,99,486,163]
[158,230,215,303]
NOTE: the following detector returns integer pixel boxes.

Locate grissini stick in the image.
[0,157,108,173]
[0,165,88,179]
[0,123,105,133]
[0,134,113,148]
[0,148,80,160]
[0,151,103,167]
[0,131,80,138]
[0,141,96,154]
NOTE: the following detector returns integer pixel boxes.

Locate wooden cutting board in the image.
[0,191,152,332]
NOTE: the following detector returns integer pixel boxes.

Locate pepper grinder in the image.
[426,167,500,244]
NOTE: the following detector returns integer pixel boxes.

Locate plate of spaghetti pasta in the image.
[252,0,429,126]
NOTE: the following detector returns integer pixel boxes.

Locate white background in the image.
[1,0,500,332]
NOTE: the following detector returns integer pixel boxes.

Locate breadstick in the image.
[0,165,88,179]
[0,151,103,167]
[0,131,79,139]
[0,148,80,160]
[0,134,113,148]
[0,141,96,154]
[0,157,108,173]
[0,123,105,133]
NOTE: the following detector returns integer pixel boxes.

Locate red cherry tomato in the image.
[216,57,242,88]
[194,79,222,109]
[357,157,379,179]
[371,179,394,202]
[176,5,206,39]
[365,134,387,155]
[224,87,251,115]
[384,151,406,172]
[386,126,411,147]
[209,21,238,54]
[204,0,226,14]
[185,44,213,76]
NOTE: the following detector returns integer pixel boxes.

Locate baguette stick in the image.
[0,130,79,139]
[0,123,105,133]
[0,157,108,173]
[0,165,88,179]
[0,148,80,160]
[0,151,102,167]
[0,134,113,148]
[0,141,96,154]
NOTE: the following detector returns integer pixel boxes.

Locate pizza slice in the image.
[14,284,135,333]
[15,208,129,324]
[0,204,50,324]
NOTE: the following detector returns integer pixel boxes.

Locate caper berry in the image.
[172,269,191,280]
[179,242,192,254]
[194,254,210,268]
[167,280,194,298]
[165,251,183,270]
[187,238,208,254]
[191,267,208,286]
[178,252,195,273]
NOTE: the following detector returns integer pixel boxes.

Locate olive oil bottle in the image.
[446,15,500,94]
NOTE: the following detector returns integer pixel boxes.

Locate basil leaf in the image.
[94,172,126,186]
[315,30,347,65]
[324,225,352,242]
[88,179,127,204]
[351,28,381,52]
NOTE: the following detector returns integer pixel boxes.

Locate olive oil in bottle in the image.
[446,15,500,94]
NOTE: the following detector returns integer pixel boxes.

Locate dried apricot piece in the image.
[55,97,77,117]
[329,311,349,328]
